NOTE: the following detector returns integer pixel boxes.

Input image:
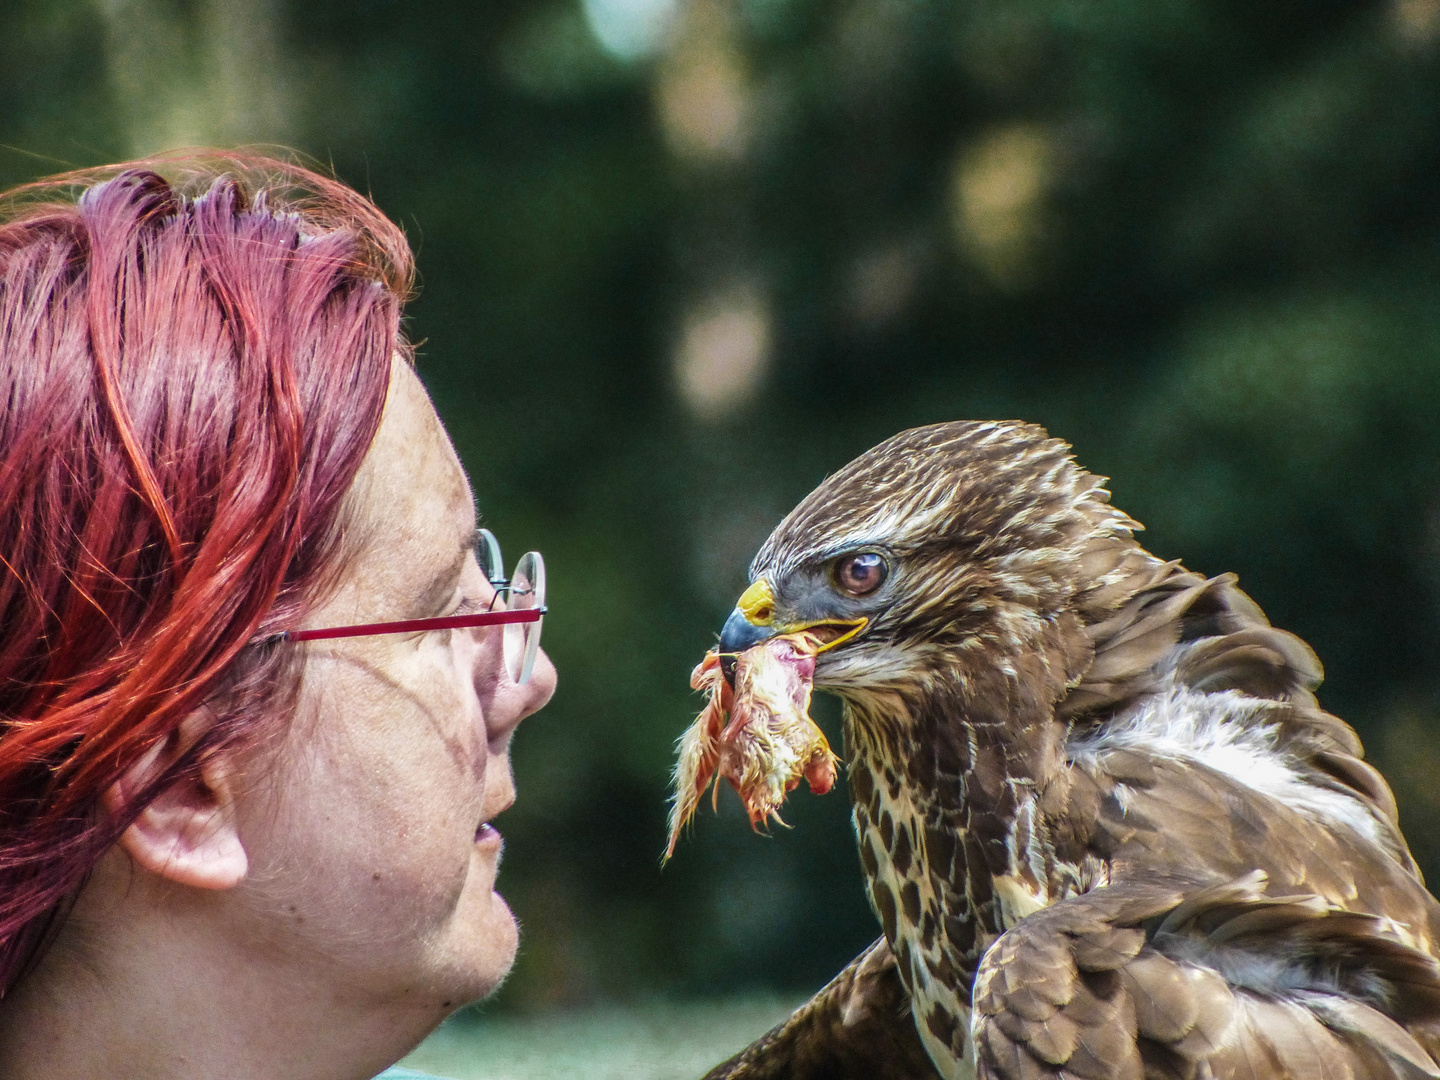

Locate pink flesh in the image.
[666,633,839,858]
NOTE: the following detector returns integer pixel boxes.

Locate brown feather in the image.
[700,937,942,1080]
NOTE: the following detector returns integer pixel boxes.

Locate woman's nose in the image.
[481,643,555,744]
[518,648,557,715]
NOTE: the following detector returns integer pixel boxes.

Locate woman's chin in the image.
[446,886,519,1003]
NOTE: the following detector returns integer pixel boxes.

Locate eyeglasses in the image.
[284,529,547,684]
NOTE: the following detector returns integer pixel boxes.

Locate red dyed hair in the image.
[0,153,411,994]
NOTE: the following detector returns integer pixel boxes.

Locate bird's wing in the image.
[701,936,942,1080]
[970,873,1440,1080]
[1059,553,1418,874]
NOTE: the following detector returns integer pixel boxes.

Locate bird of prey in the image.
[677,421,1440,1080]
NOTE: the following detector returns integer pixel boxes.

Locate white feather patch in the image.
[1070,682,1383,846]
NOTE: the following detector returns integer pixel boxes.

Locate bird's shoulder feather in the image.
[1058,545,1405,853]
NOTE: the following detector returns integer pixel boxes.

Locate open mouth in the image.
[475,822,502,847]
[801,618,867,652]
[719,618,865,683]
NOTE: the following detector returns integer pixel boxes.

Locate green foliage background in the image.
[5,0,1440,1011]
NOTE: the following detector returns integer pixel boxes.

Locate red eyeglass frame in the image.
[283,607,544,643]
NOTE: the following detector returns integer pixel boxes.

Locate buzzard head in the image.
[668,419,1170,857]
[718,421,1135,716]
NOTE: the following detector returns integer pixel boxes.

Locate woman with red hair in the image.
[0,154,554,1078]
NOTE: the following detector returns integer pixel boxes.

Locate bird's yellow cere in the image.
[665,632,839,859]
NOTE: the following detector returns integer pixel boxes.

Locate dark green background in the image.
[6,0,1440,1010]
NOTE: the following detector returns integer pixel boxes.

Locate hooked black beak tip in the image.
[718,606,777,686]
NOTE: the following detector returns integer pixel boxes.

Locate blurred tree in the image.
[3,0,1440,1011]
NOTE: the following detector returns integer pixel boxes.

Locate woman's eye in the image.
[834,552,887,596]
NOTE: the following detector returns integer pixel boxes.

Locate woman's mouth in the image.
[475,822,502,850]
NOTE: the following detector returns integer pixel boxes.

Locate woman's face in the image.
[232,361,555,1013]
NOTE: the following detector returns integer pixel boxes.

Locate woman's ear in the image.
[102,711,248,890]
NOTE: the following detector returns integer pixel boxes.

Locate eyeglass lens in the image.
[478,529,545,684]
[505,550,545,684]
[477,529,505,586]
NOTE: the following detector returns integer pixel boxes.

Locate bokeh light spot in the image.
[582,0,681,61]
[950,123,1055,289]
[674,290,771,419]
[656,3,750,162]
[1394,0,1440,46]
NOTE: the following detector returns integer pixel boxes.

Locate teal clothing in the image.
[375,1069,445,1079]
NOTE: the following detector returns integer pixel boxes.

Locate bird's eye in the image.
[833,552,888,596]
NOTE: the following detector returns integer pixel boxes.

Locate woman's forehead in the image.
[336,363,476,612]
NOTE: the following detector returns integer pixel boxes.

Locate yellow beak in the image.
[736,580,778,625]
[725,579,867,656]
